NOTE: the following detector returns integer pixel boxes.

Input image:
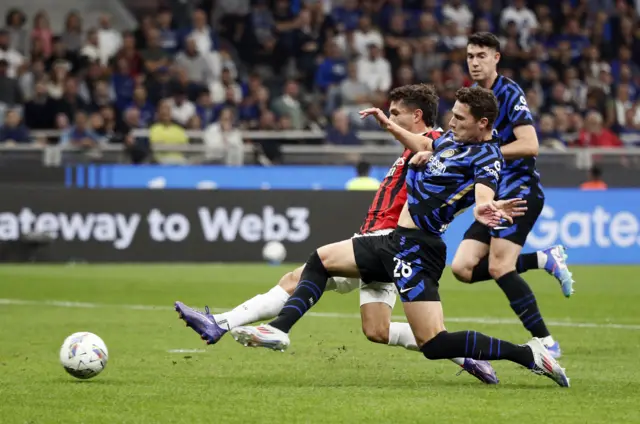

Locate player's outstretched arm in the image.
[359,107,433,152]
[500,125,539,159]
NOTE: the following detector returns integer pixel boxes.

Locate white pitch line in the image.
[167,349,206,353]
[1,298,640,331]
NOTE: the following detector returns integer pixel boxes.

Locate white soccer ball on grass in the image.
[59,332,108,379]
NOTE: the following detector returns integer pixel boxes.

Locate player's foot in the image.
[458,358,499,384]
[526,337,570,387]
[542,337,562,359]
[542,245,574,297]
[230,324,290,352]
[174,301,227,345]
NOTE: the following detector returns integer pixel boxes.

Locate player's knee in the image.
[488,258,514,280]
[419,331,449,360]
[451,259,472,283]
[277,270,299,295]
[362,321,390,344]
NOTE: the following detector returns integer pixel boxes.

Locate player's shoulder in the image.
[495,75,526,97]
[432,130,454,150]
[468,139,503,161]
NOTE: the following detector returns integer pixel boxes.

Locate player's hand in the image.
[494,198,527,218]
[474,202,512,228]
[409,151,432,165]
[359,107,390,129]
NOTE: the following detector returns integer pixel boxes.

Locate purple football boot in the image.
[174,301,227,345]
[458,358,500,384]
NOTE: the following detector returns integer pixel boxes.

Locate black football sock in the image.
[517,253,540,273]
[469,256,491,283]
[269,251,330,333]
[496,271,551,338]
[421,331,535,368]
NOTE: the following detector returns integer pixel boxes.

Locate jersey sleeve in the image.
[505,86,534,128]
[471,144,503,192]
[431,130,450,150]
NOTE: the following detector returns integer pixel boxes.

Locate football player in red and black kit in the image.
[175,84,499,384]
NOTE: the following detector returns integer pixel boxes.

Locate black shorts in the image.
[463,192,545,246]
[352,227,447,302]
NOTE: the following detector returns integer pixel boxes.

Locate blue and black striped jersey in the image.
[406,130,504,236]
[482,75,544,199]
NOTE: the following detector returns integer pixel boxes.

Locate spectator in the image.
[574,111,622,148]
[0,29,24,78]
[293,8,322,89]
[31,11,53,59]
[167,86,197,127]
[326,109,360,145]
[47,61,69,99]
[338,61,373,121]
[24,78,57,129]
[357,44,392,93]
[210,68,242,104]
[97,14,122,66]
[185,9,218,55]
[254,110,282,164]
[59,110,102,147]
[128,86,155,127]
[315,41,347,92]
[175,37,210,84]
[0,59,22,110]
[55,77,89,123]
[413,38,444,82]
[537,114,567,150]
[271,79,306,130]
[348,15,384,58]
[113,32,143,77]
[580,166,608,190]
[113,107,150,164]
[19,59,46,101]
[500,0,537,41]
[0,109,29,143]
[345,161,380,191]
[60,11,83,52]
[79,28,100,65]
[157,8,179,53]
[5,9,28,56]
[196,90,217,128]
[203,107,244,165]
[443,0,474,30]
[149,100,188,163]
[141,28,171,74]
[145,67,174,106]
[111,57,136,111]
[45,36,77,73]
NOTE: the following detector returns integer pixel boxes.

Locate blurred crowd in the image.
[1,0,640,165]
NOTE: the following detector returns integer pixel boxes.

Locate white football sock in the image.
[388,322,419,351]
[214,285,290,330]
[541,335,555,346]
[388,322,466,366]
[537,251,547,268]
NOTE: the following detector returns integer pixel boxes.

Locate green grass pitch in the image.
[1,264,639,423]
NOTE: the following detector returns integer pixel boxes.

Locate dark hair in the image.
[455,87,499,127]
[590,165,602,179]
[467,32,501,52]
[388,84,439,127]
[5,9,26,27]
[356,160,371,176]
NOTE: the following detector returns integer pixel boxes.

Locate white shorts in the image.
[325,229,397,309]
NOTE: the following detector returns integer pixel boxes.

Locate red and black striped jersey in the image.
[359,129,442,234]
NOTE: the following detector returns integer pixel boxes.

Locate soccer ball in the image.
[262,241,287,264]
[59,332,109,379]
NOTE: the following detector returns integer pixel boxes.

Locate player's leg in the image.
[360,285,499,384]
[402,301,569,387]
[454,221,574,296]
[174,267,298,344]
[450,222,491,283]
[230,238,365,350]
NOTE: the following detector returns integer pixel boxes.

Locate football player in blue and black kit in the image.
[449,33,574,359]
[230,87,570,387]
